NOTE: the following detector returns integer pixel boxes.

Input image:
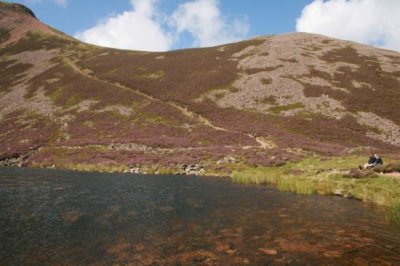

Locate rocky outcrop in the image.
[179,164,205,176]
[0,155,24,167]
[124,164,142,174]
[0,2,36,19]
[122,163,206,176]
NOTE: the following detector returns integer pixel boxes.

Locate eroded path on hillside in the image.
[166,101,229,132]
[63,57,275,149]
[64,58,230,133]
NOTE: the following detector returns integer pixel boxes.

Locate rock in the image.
[180,163,205,175]
[217,156,237,164]
[109,143,156,153]
[125,164,141,174]
[332,189,354,199]
[226,249,237,255]
[0,155,24,167]
[258,248,278,255]
[248,132,258,138]
[333,189,343,196]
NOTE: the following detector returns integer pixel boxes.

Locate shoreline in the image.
[1,155,399,227]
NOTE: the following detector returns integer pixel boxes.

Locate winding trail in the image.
[63,57,273,149]
[167,101,229,132]
[64,58,230,132]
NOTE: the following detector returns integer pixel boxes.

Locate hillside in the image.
[1,2,400,174]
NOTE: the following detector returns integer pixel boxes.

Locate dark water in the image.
[0,167,399,265]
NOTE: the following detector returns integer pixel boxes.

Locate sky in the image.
[5,0,400,52]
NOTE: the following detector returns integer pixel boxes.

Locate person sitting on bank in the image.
[359,154,383,170]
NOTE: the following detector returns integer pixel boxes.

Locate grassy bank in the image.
[232,156,400,226]
[388,202,400,227]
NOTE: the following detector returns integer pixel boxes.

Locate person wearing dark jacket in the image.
[359,154,383,169]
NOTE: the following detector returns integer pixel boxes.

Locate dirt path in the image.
[64,57,274,149]
[64,58,232,132]
[167,101,229,132]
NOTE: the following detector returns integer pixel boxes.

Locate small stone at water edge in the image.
[259,248,278,255]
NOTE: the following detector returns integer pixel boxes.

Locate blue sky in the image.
[5,0,400,52]
[11,1,311,38]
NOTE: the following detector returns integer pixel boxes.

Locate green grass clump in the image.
[232,161,332,195]
[134,111,175,126]
[133,70,164,80]
[232,156,400,203]
[214,92,225,100]
[255,96,277,105]
[64,96,81,108]
[229,87,239,93]
[207,82,234,93]
[154,167,178,175]
[269,102,305,114]
[47,86,64,101]
[232,156,400,224]
[261,78,272,85]
[388,201,400,228]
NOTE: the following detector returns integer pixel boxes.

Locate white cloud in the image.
[171,0,249,47]
[296,0,400,52]
[75,0,249,51]
[75,0,171,51]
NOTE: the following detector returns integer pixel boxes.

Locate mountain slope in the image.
[1,2,400,173]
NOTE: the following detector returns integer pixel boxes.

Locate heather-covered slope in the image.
[1,2,400,174]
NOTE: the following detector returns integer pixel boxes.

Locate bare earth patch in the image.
[0,49,60,120]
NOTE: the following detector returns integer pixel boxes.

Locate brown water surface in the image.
[0,167,399,265]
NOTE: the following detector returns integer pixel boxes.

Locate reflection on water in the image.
[0,167,399,265]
